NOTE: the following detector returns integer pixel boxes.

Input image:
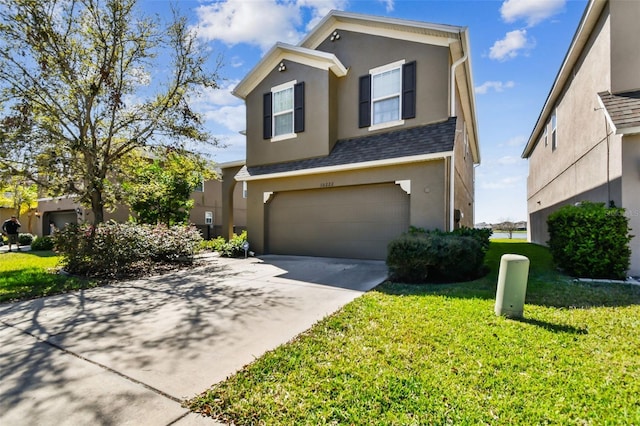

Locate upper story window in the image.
[359,59,416,131]
[551,110,557,151]
[263,80,305,141]
[273,83,294,137]
[543,127,548,147]
[372,65,402,125]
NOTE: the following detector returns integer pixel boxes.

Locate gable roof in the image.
[232,43,348,99]
[598,90,640,135]
[235,118,456,181]
[522,0,607,158]
[299,10,463,49]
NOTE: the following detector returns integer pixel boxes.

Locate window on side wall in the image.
[551,110,557,151]
[359,59,416,130]
[263,80,305,141]
[543,127,548,147]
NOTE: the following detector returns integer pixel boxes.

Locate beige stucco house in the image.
[522,0,640,276]
[223,11,480,260]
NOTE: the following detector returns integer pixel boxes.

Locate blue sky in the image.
[145,0,588,224]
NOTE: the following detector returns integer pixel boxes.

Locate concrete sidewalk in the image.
[0,254,387,425]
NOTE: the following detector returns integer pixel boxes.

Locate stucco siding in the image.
[453,85,475,228]
[610,0,640,93]
[315,30,450,140]
[528,8,617,219]
[622,134,640,276]
[245,62,330,167]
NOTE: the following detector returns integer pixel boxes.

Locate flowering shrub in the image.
[54,222,203,278]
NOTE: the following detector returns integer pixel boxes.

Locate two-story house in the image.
[223,11,480,260]
[522,0,640,276]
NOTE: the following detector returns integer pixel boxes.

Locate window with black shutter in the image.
[359,60,417,129]
[263,80,305,140]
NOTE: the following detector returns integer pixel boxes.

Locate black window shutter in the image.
[263,92,272,139]
[294,82,305,133]
[402,61,416,120]
[358,74,371,128]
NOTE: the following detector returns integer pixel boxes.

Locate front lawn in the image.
[189,241,640,424]
[0,251,97,303]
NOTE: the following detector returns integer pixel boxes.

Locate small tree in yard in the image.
[123,149,216,226]
[0,0,220,224]
[496,219,518,239]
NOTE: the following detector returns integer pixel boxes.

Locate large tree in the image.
[0,0,219,223]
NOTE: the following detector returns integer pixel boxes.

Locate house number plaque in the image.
[320,182,334,188]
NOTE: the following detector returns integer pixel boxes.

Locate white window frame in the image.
[551,109,558,151]
[242,181,248,199]
[271,80,297,142]
[369,59,405,131]
[543,127,548,147]
[205,211,213,225]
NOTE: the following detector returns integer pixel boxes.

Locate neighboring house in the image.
[32,166,247,238]
[224,11,480,260]
[522,0,640,275]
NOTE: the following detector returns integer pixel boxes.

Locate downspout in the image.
[450,153,455,231]
[449,34,468,229]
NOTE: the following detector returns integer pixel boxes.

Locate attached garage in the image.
[266,183,409,259]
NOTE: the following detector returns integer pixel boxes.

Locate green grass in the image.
[0,251,97,303]
[189,242,640,425]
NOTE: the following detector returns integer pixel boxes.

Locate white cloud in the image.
[496,155,522,166]
[193,0,347,51]
[204,105,246,134]
[379,0,394,12]
[505,135,527,147]
[480,175,523,190]
[475,80,515,94]
[489,29,531,61]
[501,0,566,27]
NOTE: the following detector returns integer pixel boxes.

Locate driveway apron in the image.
[0,255,387,425]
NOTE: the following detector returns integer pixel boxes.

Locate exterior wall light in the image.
[278,61,286,72]
[330,31,341,41]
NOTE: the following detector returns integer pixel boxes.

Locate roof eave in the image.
[522,0,607,158]
[232,42,348,99]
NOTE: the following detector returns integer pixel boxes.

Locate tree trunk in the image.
[91,189,105,224]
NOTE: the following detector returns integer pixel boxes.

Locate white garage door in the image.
[266,183,409,259]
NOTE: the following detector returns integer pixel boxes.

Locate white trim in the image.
[270,133,297,143]
[236,151,454,182]
[271,80,296,138]
[368,119,404,132]
[271,80,297,93]
[618,126,640,135]
[232,43,347,99]
[369,59,405,75]
[218,160,246,169]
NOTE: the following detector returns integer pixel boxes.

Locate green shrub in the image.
[547,202,632,280]
[54,222,202,278]
[31,235,55,251]
[200,236,226,252]
[387,229,485,283]
[18,233,34,245]
[218,231,248,258]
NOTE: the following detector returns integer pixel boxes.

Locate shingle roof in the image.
[598,90,640,134]
[235,117,456,180]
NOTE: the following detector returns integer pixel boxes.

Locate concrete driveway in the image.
[0,255,387,425]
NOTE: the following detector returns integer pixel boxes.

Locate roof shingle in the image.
[598,90,640,134]
[236,117,457,179]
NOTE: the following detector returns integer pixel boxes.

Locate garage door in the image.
[266,183,409,259]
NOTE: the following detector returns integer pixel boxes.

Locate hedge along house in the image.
[223,11,480,260]
[522,0,640,276]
